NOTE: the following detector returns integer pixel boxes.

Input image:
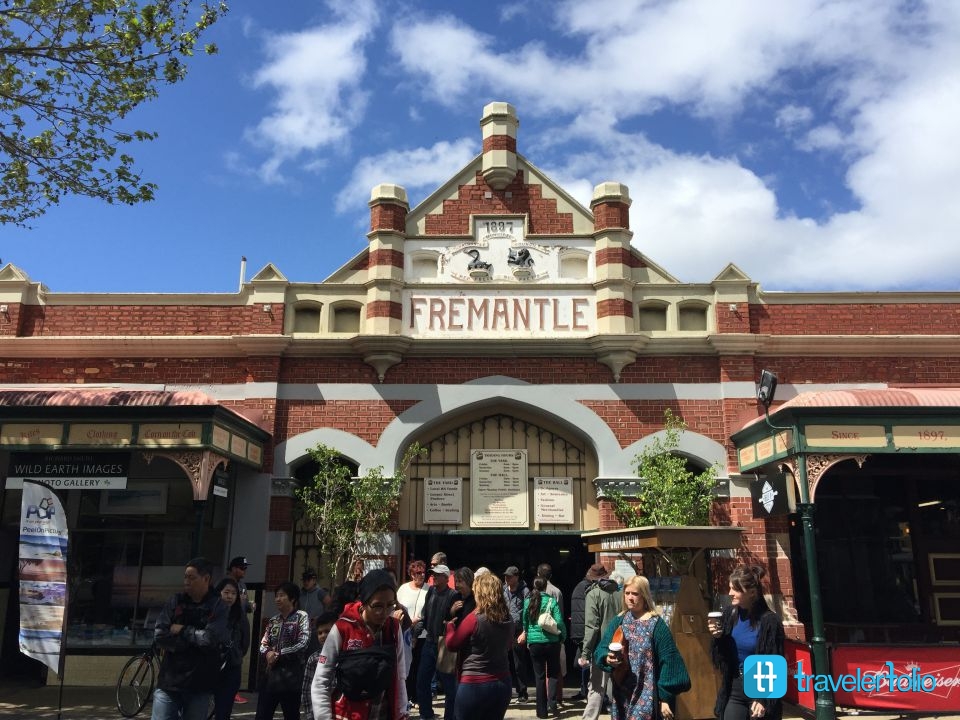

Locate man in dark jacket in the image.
[152,557,228,720]
[504,565,531,702]
[569,570,593,701]
[414,563,457,720]
[579,565,622,720]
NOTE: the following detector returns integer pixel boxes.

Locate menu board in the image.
[423,478,462,524]
[470,449,528,527]
[534,477,574,524]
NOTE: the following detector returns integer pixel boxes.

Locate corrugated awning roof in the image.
[737,387,960,434]
[0,389,218,408]
[772,388,960,409]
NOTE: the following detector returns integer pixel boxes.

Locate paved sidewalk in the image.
[0,684,955,720]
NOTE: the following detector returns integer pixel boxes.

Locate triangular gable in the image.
[323,247,369,284]
[712,263,751,283]
[249,263,288,283]
[405,153,595,237]
[0,263,32,283]
[634,252,681,284]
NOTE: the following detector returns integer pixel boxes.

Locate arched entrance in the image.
[398,410,597,603]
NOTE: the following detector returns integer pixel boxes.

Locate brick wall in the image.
[0,356,281,384]
[751,303,960,335]
[579,399,728,448]
[16,305,283,336]
[370,205,407,233]
[596,247,645,268]
[275,399,418,445]
[423,171,574,235]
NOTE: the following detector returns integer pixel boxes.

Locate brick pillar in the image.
[480,102,519,190]
[366,184,407,336]
[592,182,635,334]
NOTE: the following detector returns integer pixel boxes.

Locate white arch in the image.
[622,430,729,476]
[368,384,629,476]
[273,427,375,477]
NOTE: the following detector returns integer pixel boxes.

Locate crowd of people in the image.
[148,554,784,720]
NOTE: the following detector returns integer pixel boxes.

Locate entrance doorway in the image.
[402,531,592,610]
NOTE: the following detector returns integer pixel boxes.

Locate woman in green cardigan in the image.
[520,576,566,719]
[595,575,690,720]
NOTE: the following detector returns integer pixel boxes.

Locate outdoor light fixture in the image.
[757,369,778,409]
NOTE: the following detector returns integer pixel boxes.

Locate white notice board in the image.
[534,476,574,524]
[424,478,462,524]
[470,449,528,527]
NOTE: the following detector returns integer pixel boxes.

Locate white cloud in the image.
[335,138,478,213]
[387,1,960,290]
[244,1,379,183]
[775,104,814,132]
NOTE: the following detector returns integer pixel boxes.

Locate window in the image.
[638,303,668,331]
[332,304,361,333]
[293,305,322,333]
[677,302,708,331]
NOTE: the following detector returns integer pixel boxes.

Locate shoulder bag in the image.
[537,598,560,636]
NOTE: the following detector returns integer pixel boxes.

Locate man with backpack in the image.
[152,557,229,720]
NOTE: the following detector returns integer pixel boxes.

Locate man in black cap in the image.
[300,567,331,623]
[228,556,255,614]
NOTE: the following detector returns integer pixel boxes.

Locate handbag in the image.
[537,598,560,636]
[436,634,457,674]
[609,624,629,686]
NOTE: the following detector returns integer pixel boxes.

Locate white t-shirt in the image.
[396,581,428,637]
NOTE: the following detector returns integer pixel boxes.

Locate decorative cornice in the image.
[593,477,642,498]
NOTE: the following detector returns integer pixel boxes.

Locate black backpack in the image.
[335,645,396,701]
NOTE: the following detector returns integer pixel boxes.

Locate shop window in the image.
[293,304,322,333]
[638,303,668,331]
[677,302,708,331]
[331,304,361,333]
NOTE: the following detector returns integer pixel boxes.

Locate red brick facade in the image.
[424,172,574,235]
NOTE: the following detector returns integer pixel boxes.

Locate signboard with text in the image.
[423,478,462,524]
[6,452,129,490]
[830,644,960,712]
[534,477,574,524]
[470,450,528,527]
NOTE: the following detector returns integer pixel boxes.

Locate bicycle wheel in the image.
[116,652,155,717]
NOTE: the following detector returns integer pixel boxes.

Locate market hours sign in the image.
[423,478,462,524]
[470,450,528,527]
[535,477,574,525]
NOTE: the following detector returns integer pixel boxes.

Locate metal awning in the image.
[0,388,270,469]
[731,387,960,473]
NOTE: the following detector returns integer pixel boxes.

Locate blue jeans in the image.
[151,688,211,720]
[454,678,511,720]
[417,640,457,719]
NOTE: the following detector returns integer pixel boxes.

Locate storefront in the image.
[732,388,960,713]
[3,102,960,694]
[0,389,269,680]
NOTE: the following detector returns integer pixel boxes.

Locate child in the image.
[301,611,338,720]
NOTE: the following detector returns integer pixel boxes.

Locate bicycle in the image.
[115,642,217,718]
[116,642,160,717]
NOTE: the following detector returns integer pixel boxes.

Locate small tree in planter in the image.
[606,409,717,528]
[606,409,720,576]
[297,442,426,585]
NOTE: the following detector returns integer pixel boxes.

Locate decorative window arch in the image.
[677,299,710,332]
[329,301,362,333]
[637,300,669,332]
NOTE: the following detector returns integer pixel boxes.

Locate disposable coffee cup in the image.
[707,611,723,620]
[608,641,623,657]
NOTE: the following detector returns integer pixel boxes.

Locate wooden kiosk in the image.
[582,526,744,720]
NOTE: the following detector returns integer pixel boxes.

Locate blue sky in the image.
[5,0,960,293]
